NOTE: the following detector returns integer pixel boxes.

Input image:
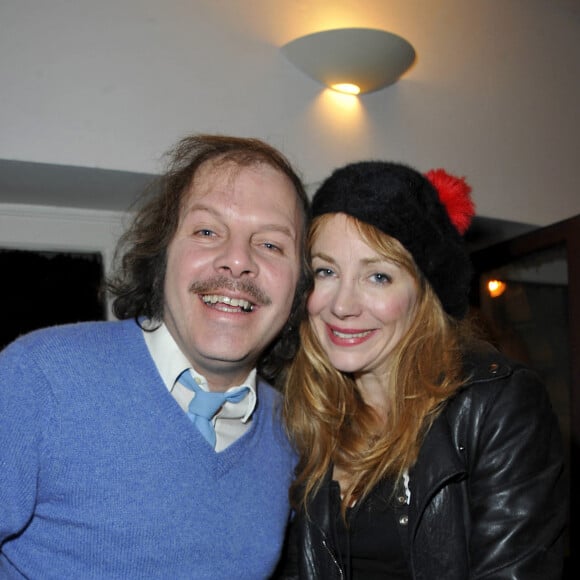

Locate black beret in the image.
[311,161,473,319]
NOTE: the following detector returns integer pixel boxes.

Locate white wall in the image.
[1,0,579,226]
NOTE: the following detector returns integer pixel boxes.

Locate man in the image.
[0,134,310,578]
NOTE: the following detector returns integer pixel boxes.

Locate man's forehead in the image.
[185,158,296,205]
[192,158,269,189]
[180,157,304,238]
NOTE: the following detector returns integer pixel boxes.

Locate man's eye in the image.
[314,267,334,278]
[195,229,215,237]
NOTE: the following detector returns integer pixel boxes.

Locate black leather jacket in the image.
[275,342,567,579]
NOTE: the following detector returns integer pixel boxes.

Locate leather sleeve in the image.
[270,514,300,580]
[466,365,567,578]
[270,479,344,580]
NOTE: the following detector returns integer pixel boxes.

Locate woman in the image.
[278,161,566,579]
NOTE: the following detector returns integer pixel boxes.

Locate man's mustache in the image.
[189,275,271,306]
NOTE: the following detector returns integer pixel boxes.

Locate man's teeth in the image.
[333,329,370,339]
[202,294,254,312]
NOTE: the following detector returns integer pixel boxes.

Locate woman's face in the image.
[307,214,419,380]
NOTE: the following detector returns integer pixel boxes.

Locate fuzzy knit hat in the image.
[311,161,475,319]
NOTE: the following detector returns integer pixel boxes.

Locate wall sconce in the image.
[282,27,416,95]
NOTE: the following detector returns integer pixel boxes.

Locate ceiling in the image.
[0,159,155,213]
[1,0,579,228]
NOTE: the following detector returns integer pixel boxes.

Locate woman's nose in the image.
[330,280,362,318]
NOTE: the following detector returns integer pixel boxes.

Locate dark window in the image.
[0,248,106,350]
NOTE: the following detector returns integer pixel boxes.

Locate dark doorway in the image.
[470,214,580,579]
[0,248,106,350]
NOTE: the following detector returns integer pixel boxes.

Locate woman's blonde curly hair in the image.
[283,214,471,516]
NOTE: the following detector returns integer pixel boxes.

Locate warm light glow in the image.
[330,82,361,95]
[321,88,362,112]
[487,279,507,298]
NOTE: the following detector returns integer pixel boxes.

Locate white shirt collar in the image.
[142,321,257,423]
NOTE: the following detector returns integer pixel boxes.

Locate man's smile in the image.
[201,294,254,313]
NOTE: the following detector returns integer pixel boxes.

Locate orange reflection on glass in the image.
[487,279,507,298]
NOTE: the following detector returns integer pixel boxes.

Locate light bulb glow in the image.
[330,83,361,95]
[487,279,507,298]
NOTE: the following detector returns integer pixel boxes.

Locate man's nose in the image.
[213,238,258,278]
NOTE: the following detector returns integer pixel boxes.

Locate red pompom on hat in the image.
[425,169,475,235]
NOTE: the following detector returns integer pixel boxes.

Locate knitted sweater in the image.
[0,320,296,579]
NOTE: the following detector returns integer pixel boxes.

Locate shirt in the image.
[142,322,257,451]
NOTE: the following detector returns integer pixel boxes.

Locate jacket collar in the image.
[409,413,466,519]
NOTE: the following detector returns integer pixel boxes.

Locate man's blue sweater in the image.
[0,320,296,579]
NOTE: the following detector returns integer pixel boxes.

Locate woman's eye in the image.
[263,242,281,252]
[372,272,392,284]
[195,229,215,237]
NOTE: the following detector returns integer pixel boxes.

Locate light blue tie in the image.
[178,370,250,448]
